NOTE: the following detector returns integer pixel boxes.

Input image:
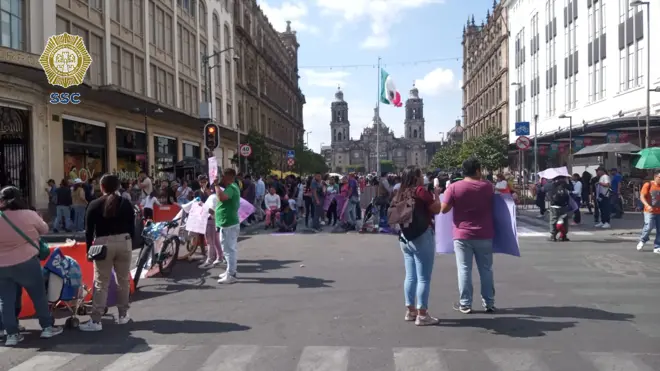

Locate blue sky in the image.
[258,0,497,153]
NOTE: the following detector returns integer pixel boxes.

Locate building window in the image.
[224,23,231,49]
[111,44,120,84]
[121,50,134,91]
[134,56,144,94]
[545,0,558,117]
[153,135,177,179]
[133,0,143,35]
[198,0,206,30]
[212,12,220,43]
[588,0,607,102]
[166,72,174,105]
[164,13,172,54]
[149,1,155,44]
[116,128,147,179]
[89,34,104,85]
[226,102,233,128]
[158,68,166,102]
[149,64,157,98]
[215,97,222,124]
[183,142,200,159]
[63,119,107,182]
[618,0,643,91]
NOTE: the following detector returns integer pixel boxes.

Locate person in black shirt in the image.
[80,174,135,332]
[54,179,73,232]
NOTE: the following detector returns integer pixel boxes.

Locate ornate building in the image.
[462,0,510,140]
[322,87,427,173]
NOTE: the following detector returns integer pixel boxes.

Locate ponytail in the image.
[100,174,121,218]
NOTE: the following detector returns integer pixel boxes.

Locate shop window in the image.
[63,119,107,182]
[154,135,178,179]
[116,128,147,180]
[183,142,200,158]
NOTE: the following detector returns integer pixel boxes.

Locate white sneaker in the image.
[78,321,102,332]
[4,333,24,346]
[601,223,611,229]
[637,241,645,251]
[653,248,660,254]
[116,314,131,325]
[40,326,63,338]
[212,259,224,266]
[594,223,603,227]
[217,274,237,284]
[198,261,213,268]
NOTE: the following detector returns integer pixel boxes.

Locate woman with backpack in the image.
[389,168,442,326]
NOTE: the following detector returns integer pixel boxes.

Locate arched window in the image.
[198,0,207,29]
[333,129,336,141]
[212,12,220,41]
[337,132,342,141]
[224,24,231,49]
[413,129,418,138]
[243,11,251,35]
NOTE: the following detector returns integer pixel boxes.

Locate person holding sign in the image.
[199,190,224,268]
[215,168,241,284]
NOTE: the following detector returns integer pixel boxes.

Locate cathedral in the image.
[322,86,428,173]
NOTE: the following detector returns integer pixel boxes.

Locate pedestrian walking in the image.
[215,168,241,284]
[637,170,660,253]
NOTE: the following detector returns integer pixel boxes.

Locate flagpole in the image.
[376,56,381,175]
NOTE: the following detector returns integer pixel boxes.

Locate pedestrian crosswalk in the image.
[1,344,658,371]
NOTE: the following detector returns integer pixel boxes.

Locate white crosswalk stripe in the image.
[0,344,658,371]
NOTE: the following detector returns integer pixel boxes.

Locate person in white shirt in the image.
[140,191,160,220]
[200,193,223,268]
[571,173,582,224]
[263,187,281,228]
[494,174,510,194]
[138,171,153,201]
[594,167,611,228]
[176,181,192,205]
[254,176,266,221]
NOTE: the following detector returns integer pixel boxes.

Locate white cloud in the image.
[257,0,319,34]
[414,67,455,96]
[300,69,351,88]
[316,0,443,49]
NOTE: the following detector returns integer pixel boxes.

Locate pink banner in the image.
[219,186,255,223]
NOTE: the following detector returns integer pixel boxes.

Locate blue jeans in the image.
[400,228,436,310]
[0,257,54,335]
[72,205,86,231]
[0,284,21,333]
[312,201,323,229]
[454,239,495,308]
[219,224,240,275]
[640,212,660,248]
[347,196,359,226]
[55,205,73,231]
[598,197,611,224]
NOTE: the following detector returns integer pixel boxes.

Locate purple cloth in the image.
[323,194,337,211]
[436,194,520,257]
[569,195,578,212]
[238,198,255,223]
[443,180,495,240]
[334,194,348,222]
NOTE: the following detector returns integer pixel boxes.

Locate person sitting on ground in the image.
[264,186,281,229]
[277,203,297,233]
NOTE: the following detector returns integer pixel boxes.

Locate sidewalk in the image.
[517,206,652,236]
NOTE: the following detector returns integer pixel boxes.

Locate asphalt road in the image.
[3,228,660,371]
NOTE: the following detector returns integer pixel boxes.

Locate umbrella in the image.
[634,147,660,169]
[538,166,570,180]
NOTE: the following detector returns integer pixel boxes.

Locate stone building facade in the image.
[0,0,304,210]
[322,87,427,173]
[462,0,510,140]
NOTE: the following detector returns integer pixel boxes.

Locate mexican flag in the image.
[380,69,403,107]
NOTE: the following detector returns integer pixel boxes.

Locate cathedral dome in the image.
[334,86,344,102]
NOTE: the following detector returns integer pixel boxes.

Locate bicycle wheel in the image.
[133,243,153,289]
[158,236,180,276]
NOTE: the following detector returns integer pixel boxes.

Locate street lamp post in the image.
[558,114,573,170]
[201,47,239,166]
[132,107,163,175]
[631,1,650,148]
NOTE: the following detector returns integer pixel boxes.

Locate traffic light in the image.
[204,123,219,150]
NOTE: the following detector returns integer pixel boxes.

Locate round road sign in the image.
[287,158,295,166]
[240,144,252,157]
[516,136,531,150]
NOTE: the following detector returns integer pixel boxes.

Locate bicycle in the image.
[133,219,181,289]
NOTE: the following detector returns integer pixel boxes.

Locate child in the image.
[140,191,160,220]
[278,203,297,233]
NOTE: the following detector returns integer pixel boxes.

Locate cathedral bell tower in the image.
[330,86,350,146]
[404,84,424,141]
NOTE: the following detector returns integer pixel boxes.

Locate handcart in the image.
[43,248,89,329]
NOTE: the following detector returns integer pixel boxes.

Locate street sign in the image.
[287,158,295,167]
[286,150,295,159]
[515,121,530,136]
[516,136,531,150]
[240,144,252,157]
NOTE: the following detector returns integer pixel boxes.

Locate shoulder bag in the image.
[0,210,51,260]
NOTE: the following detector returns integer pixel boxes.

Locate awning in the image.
[573,142,641,156]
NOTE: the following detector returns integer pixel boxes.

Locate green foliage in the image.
[291,141,330,175]
[430,126,508,171]
[230,130,275,176]
[379,160,394,174]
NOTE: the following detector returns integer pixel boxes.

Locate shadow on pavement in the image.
[441,317,577,338]
[238,275,335,288]
[237,259,302,274]
[27,320,251,353]
[497,305,635,321]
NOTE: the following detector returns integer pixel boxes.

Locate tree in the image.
[230,130,275,176]
[430,142,462,170]
[291,141,329,175]
[380,160,394,174]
